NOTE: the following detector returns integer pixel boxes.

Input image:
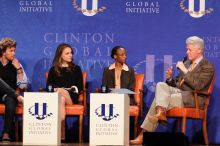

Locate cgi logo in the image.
[134,55,174,92]
[28,103,53,120]
[72,0,106,16]
[180,0,214,18]
[95,104,119,121]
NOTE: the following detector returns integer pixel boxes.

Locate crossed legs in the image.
[130,82,184,144]
[55,88,73,141]
[0,78,24,141]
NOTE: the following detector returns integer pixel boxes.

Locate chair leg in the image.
[181,117,186,134]
[15,115,23,141]
[61,121,65,140]
[21,114,23,141]
[79,115,83,143]
[133,116,138,139]
[15,117,19,141]
[177,118,181,132]
[202,119,209,145]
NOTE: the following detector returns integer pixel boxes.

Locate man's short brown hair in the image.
[0,38,17,57]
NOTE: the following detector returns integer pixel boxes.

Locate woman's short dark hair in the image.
[111,45,125,59]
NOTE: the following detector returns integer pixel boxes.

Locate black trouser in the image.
[0,78,17,135]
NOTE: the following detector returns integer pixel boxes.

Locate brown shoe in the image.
[158,113,167,126]
[148,107,167,125]
[156,106,167,124]
[2,133,11,143]
[130,131,143,145]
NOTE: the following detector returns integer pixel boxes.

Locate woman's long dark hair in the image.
[53,43,75,76]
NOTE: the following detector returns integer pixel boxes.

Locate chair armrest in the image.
[139,89,144,94]
[136,89,144,105]
[192,90,210,96]
[193,90,211,109]
[138,89,144,116]
[81,88,87,115]
[193,92,199,109]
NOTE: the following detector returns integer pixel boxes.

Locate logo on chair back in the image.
[95,104,119,121]
[28,103,53,120]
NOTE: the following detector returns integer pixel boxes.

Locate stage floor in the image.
[0,142,217,146]
[0,143,142,146]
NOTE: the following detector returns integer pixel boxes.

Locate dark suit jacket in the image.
[102,66,135,104]
[166,58,214,109]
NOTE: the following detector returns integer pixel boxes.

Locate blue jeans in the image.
[0,78,17,135]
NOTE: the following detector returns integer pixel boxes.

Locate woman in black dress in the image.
[47,43,83,121]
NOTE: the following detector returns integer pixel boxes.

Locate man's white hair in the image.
[186,36,204,52]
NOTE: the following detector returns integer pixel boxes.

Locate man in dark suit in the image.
[130,36,214,144]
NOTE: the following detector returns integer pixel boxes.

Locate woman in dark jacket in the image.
[102,46,135,104]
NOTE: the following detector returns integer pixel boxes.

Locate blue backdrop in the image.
[0,0,220,144]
